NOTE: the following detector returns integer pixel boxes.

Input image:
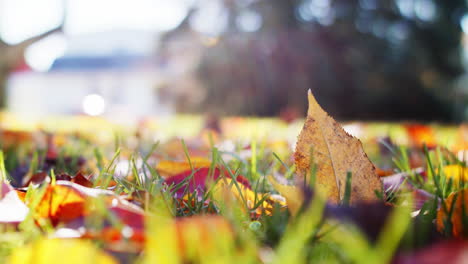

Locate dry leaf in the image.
[294,90,382,204]
[436,189,468,238]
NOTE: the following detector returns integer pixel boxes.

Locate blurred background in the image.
[0,0,467,122]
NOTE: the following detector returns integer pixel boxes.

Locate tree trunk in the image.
[0,25,63,109]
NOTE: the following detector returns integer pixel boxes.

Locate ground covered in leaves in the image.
[0,109,467,263]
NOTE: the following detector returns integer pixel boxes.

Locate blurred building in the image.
[7,31,173,120]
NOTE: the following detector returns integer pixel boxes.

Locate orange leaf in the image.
[156,158,212,178]
[31,181,144,226]
[405,124,437,148]
[83,227,145,252]
[376,167,394,177]
[34,184,86,225]
[437,189,468,238]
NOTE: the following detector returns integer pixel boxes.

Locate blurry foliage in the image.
[162,0,467,121]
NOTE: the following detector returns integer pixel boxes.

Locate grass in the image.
[0,120,466,263]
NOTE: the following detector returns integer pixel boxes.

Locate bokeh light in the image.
[82,94,106,116]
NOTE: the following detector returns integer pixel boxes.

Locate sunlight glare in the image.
[24,34,67,72]
[82,94,106,116]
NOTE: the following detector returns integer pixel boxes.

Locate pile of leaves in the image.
[0,91,467,263]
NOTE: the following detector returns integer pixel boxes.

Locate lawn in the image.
[0,107,466,263]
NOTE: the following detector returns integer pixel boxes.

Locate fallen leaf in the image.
[294,90,382,204]
[58,180,145,230]
[22,172,48,187]
[440,164,468,183]
[376,167,394,177]
[268,175,302,216]
[436,189,468,238]
[82,227,145,253]
[174,216,234,261]
[56,173,72,181]
[405,124,437,149]
[34,183,86,225]
[8,238,117,264]
[156,158,212,178]
[163,167,251,199]
[71,172,94,187]
[32,181,145,227]
[214,178,275,218]
[394,240,468,264]
[108,203,145,231]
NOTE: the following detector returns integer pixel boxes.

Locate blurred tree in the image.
[162,0,467,121]
[0,2,65,109]
[0,26,63,108]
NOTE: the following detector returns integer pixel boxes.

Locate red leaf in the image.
[22,172,48,187]
[71,172,93,188]
[395,240,468,264]
[163,168,250,198]
[34,183,86,225]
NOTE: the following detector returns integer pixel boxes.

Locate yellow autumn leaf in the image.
[8,239,117,264]
[144,214,181,264]
[294,90,382,204]
[441,164,468,182]
[268,175,303,216]
[214,178,275,217]
[144,215,235,264]
[156,158,212,178]
[174,216,234,262]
